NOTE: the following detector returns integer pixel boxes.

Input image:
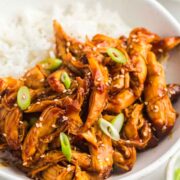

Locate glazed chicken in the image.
[0,20,179,180]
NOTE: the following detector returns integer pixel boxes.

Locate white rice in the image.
[0,2,130,77]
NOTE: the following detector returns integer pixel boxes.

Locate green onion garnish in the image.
[17,86,31,110]
[175,168,180,180]
[60,132,72,162]
[107,47,127,64]
[40,58,62,71]
[98,118,120,141]
[111,113,124,133]
[60,72,71,89]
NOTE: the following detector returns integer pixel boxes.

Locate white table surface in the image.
[140,1,180,180]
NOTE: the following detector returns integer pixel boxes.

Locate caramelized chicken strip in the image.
[152,37,180,54]
[22,106,64,165]
[144,52,176,138]
[107,28,158,113]
[23,65,46,89]
[123,104,152,149]
[88,124,113,178]
[30,150,91,176]
[53,20,87,71]
[66,77,86,135]
[25,96,72,113]
[42,165,75,180]
[82,53,108,130]
[75,165,101,180]
[47,69,67,93]
[113,145,136,173]
[4,108,22,150]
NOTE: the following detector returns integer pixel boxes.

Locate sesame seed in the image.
[169,89,175,95]
[19,121,23,124]
[74,50,78,54]
[66,48,70,53]
[144,101,148,105]
[62,116,68,121]
[149,128,152,132]
[121,69,125,74]
[158,49,163,53]
[40,79,44,82]
[93,47,97,51]
[153,105,159,112]
[67,167,71,172]
[164,88,168,92]
[2,133,6,137]
[63,89,67,93]
[39,117,43,121]
[152,127,156,132]
[52,124,57,128]
[97,156,100,160]
[78,44,83,49]
[36,102,40,105]
[23,162,27,166]
[14,103,18,107]
[162,126,167,131]
[105,157,109,161]
[97,77,102,81]
[126,140,130,143]
[143,131,148,137]
[54,99,58,102]
[72,56,76,61]
[66,41,70,47]
[139,139,143,143]
[40,154,45,158]
[131,35,137,38]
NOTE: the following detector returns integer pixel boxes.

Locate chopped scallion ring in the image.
[40,58,62,71]
[60,132,72,162]
[61,72,71,89]
[98,118,120,141]
[107,47,127,64]
[111,113,124,133]
[175,168,180,180]
[17,86,31,110]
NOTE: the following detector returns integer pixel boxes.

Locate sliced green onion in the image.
[107,47,127,64]
[98,118,120,141]
[61,72,71,89]
[60,132,72,162]
[17,86,31,110]
[175,168,180,180]
[111,113,124,133]
[40,58,62,70]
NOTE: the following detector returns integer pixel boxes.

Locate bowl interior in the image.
[0,0,179,180]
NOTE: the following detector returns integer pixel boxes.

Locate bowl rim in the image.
[119,0,180,179]
[0,0,180,180]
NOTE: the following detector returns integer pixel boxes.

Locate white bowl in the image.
[0,0,179,180]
